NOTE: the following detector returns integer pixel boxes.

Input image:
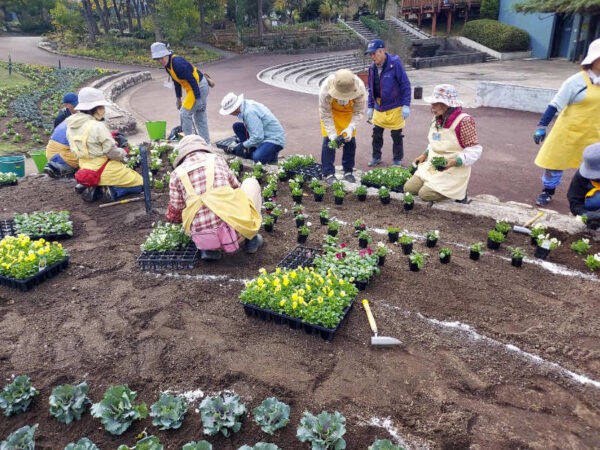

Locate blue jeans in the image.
[110,185,143,200]
[321,137,356,176]
[180,78,210,143]
[233,122,282,164]
[541,169,563,190]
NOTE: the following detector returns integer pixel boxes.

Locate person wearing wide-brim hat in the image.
[66,87,143,202]
[165,135,263,260]
[219,92,285,164]
[567,142,600,228]
[318,68,366,185]
[532,38,600,207]
[404,84,482,202]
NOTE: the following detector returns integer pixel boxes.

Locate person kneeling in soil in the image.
[66,87,143,202]
[44,120,79,178]
[404,84,482,203]
[568,142,600,230]
[165,135,264,260]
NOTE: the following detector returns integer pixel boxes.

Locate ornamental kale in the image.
[253,397,290,434]
[90,385,148,435]
[199,393,246,437]
[369,439,405,450]
[150,393,188,430]
[296,410,346,450]
[238,444,281,450]
[0,375,39,416]
[64,437,100,450]
[0,424,37,450]
[48,382,90,424]
[182,442,213,450]
[117,434,163,450]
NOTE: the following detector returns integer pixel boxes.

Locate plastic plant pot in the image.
[357,194,367,202]
[440,254,451,264]
[487,238,501,250]
[320,217,329,225]
[409,261,420,272]
[401,242,413,255]
[377,255,385,266]
[426,238,438,248]
[327,229,338,237]
[380,197,391,205]
[469,250,481,261]
[292,195,303,204]
[297,234,308,244]
[355,279,368,291]
[264,223,273,232]
[334,196,344,205]
[388,232,399,243]
[404,202,414,211]
[295,217,305,228]
[511,257,523,267]
[359,238,369,249]
[314,193,324,202]
[534,246,550,260]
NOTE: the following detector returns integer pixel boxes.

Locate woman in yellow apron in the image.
[532,38,600,206]
[404,84,482,202]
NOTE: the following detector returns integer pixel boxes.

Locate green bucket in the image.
[30,150,48,174]
[146,121,167,140]
[0,155,26,178]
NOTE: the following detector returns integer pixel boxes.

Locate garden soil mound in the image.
[1,175,600,449]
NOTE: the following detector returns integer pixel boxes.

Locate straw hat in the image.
[173,135,214,168]
[219,92,244,115]
[75,87,110,111]
[151,42,172,59]
[579,142,600,180]
[328,69,361,101]
[581,38,600,66]
[424,84,462,108]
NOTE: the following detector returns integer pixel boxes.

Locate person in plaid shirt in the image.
[404,84,482,203]
[166,135,263,260]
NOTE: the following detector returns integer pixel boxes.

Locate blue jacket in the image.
[239,100,286,148]
[165,55,201,100]
[367,53,411,112]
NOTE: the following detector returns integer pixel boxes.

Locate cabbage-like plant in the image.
[182,442,212,450]
[253,397,290,434]
[90,385,148,435]
[0,424,37,450]
[369,439,404,450]
[199,393,246,437]
[64,437,100,450]
[149,393,188,430]
[117,434,163,450]
[296,410,346,450]
[0,375,39,416]
[238,444,280,450]
[49,382,91,424]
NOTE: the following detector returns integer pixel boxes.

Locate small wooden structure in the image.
[399,0,481,35]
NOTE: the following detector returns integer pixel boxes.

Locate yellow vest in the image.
[320,99,356,137]
[167,55,201,110]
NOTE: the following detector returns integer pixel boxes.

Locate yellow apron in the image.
[46,140,79,168]
[176,156,261,239]
[535,72,600,170]
[320,99,356,137]
[373,104,405,130]
[167,55,201,110]
[415,113,471,200]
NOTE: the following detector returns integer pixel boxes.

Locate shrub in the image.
[480,0,499,20]
[463,19,529,52]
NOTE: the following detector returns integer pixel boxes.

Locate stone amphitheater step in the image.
[342,20,378,41]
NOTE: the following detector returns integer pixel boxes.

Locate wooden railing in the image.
[400,0,481,10]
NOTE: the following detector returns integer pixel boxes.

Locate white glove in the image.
[328,134,337,142]
[402,105,410,119]
[341,126,354,141]
[367,108,373,121]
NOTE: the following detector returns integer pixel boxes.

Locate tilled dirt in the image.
[1,175,600,449]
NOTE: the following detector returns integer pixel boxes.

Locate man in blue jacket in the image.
[365,39,412,167]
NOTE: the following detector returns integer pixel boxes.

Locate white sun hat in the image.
[423,84,462,108]
[581,38,600,66]
[75,87,110,111]
[219,92,244,115]
[151,42,172,59]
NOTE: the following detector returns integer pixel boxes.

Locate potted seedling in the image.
[530,223,547,246]
[426,230,439,248]
[358,229,372,249]
[263,200,276,215]
[297,224,311,244]
[570,238,591,255]
[431,156,447,171]
[378,186,391,205]
[295,213,306,228]
[252,162,265,181]
[262,185,276,202]
[263,215,274,232]
[333,187,346,205]
[291,185,303,204]
[355,185,368,201]
[398,233,414,255]
[387,226,400,243]
[439,247,452,264]
[319,208,330,225]
[487,229,505,250]
[312,183,326,202]
[354,218,367,233]
[408,250,425,272]
[403,192,414,211]
[509,246,526,267]
[271,206,283,223]
[585,253,600,272]
[327,219,340,236]
[534,234,561,260]
[375,242,388,266]
[469,242,484,260]
[494,219,511,237]
[292,204,304,217]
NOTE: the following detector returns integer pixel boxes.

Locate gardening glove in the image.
[175,97,182,110]
[340,125,354,141]
[402,105,410,119]
[233,143,246,157]
[367,108,373,122]
[533,126,546,144]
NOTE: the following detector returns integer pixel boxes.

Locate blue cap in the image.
[63,92,78,106]
[365,39,385,54]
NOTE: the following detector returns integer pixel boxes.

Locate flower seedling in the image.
[530,223,547,240]
[292,204,304,216]
[280,154,316,172]
[263,215,275,226]
[374,242,388,257]
[48,382,90,424]
[253,397,290,434]
[298,224,311,236]
[229,158,243,175]
[378,186,390,199]
[90,385,148,435]
[398,233,414,245]
[262,185,276,200]
[487,230,506,244]
[470,242,484,254]
[354,218,367,231]
[14,210,73,237]
[319,208,330,219]
[1,424,37,449]
[291,185,303,198]
[0,375,39,416]
[355,185,367,197]
[199,393,246,437]
[358,229,372,243]
[271,206,283,220]
[333,187,345,199]
[149,393,188,430]
[263,201,276,213]
[403,192,414,204]
[431,156,447,171]
[296,410,346,450]
[313,184,326,195]
[64,437,100,450]
[494,219,511,235]
[408,250,425,269]
[509,246,526,259]
[536,234,561,250]
[252,162,264,179]
[141,222,191,252]
[387,226,401,234]
[331,180,344,192]
[426,230,439,241]
[0,172,17,184]
[327,220,340,232]
[313,245,379,285]
[439,247,452,258]
[585,253,600,272]
[570,238,591,255]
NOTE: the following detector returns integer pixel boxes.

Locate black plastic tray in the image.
[0,257,70,292]
[241,300,354,341]
[361,180,404,193]
[287,163,323,181]
[0,219,72,240]
[277,245,320,269]
[0,180,18,188]
[137,242,199,271]
[215,135,238,151]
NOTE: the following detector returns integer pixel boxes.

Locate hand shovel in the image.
[362,299,402,347]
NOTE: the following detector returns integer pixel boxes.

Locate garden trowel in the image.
[513,211,544,235]
[361,299,402,347]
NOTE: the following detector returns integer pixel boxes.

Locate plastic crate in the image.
[241,301,354,341]
[287,163,323,180]
[0,257,70,292]
[0,180,18,188]
[215,135,238,151]
[0,219,72,240]
[277,245,320,269]
[137,242,199,271]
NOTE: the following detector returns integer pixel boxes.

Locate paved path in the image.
[0,36,584,214]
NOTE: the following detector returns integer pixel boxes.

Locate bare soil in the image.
[1,175,600,449]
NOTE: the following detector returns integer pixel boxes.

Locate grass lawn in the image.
[0,66,32,90]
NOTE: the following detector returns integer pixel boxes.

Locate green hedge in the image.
[360,15,389,36]
[463,19,529,52]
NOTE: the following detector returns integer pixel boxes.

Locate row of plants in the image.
[0,376,402,449]
[140,222,191,252]
[0,172,18,186]
[0,234,68,279]
[13,210,73,237]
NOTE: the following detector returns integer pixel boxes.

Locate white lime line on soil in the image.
[366,417,431,450]
[146,272,250,284]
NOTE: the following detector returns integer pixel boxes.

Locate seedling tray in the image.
[277,245,320,269]
[361,180,404,193]
[286,163,323,180]
[215,135,238,151]
[0,257,70,292]
[137,242,199,271]
[0,180,18,188]
[241,300,354,341]
[0,219,72,241]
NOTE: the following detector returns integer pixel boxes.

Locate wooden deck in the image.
[399,0,482,35]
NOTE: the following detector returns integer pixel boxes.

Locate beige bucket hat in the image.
[328,69,361,101]
[173,135,214,168]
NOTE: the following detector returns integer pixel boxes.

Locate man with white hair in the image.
[219,92,285,164]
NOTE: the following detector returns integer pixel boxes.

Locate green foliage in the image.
[0,375,39,416]
[355,185,367,196]
[487,229,506,243]
[150,393,188,430]
[154,0,200,44]
[480,0,500,19]
[430,156,447,170]
[463,19,530,52]
[369,439,404,450]
[513,0,600,14]
[361,167,412,190]
[141,222,191,252]
[14,210,73,237]
[50,0,86,34]
[90,385,148,435]
[570,238,591,255]
[508,246,526,259]
[398,233,413,245]
[494,220,511,235]
[117,434,163,450]
[1,424,37,450]
[280,154,316,172]
[238,444,280,450]
[403,192,414,204]
[253,397,290,434]
[585,253,600,272]
[64,437,100,450]
[360,15,389,35]
[378,186,390,199]
[439,247,452,258]
[49,382,90,424]
[297,410,347,450]
[470,242,484,253]
[199,393,246,437]
[182,442,212,450]
[314,244,380,283]
[408,250,425,269]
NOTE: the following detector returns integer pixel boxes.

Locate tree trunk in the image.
[257,0,263,38]
[125,0,134,32]
[92,0,110,33]
[198,0,207,37]
[112,0,124,33]
[81,0,99,43]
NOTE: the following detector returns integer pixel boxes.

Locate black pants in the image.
[372,126,404,162]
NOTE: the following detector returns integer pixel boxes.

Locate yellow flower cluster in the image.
[0,234,67,279]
